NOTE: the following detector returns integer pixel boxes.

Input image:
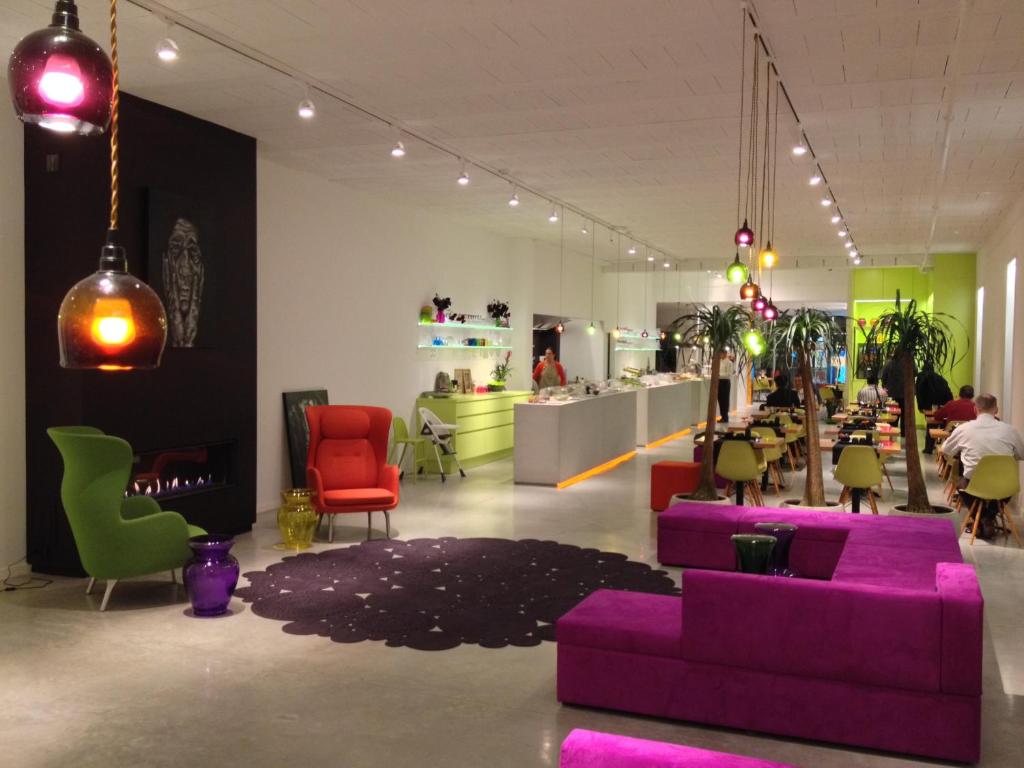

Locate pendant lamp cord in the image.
[108,0,120,233]
[735,8,747,227]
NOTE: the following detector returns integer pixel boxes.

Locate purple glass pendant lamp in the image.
[8,1,113,136]
[184,535,240,617]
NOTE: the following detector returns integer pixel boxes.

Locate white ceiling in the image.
[2,0,1022,270]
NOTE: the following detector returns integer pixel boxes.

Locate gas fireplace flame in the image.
[125,472,216,499]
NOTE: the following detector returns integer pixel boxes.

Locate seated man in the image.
[764,374,800,409]
[941,394,1024,539]
[933,385,978,425]
[856,375,888,406]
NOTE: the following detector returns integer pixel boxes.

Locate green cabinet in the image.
[415,391,531,473]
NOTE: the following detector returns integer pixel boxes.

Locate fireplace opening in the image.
[127,441,234,500]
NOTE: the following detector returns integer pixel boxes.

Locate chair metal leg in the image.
[384,510,391,539]
[867,491,879,515]
[882,464,894,492]
[328,515,335,543]
[1000,502,1023,548]
[432,443,446,482]
[86,577,96,595]
[99,580,117,612]
[366,511,373,540]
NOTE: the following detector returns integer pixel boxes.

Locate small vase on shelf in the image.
[436,310,446,323]
[184,535,240,617]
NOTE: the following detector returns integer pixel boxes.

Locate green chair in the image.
[777,413,802,470]
[48,427,206,611]
[834,445,882,514]
[388,416,427,480]
[716,440,766,506]
[960,454,1022,547]
[751,426,784,495]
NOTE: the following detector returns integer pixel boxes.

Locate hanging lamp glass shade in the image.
[734,219,754,248]
[739,277,759,300]
[673,331,682,342]
[58,235,167,370]
[586,322,596,335]
[759,241,778,269]
[751,295,767,313]
[762,301,779,321]
[744,329,765,356]
[641,329,649,338]
[725,252,748,284]
[8,1,113,136]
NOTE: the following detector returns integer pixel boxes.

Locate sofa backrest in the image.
[680,569,944,694]
[560,729,798,768]
[936,562,984,696]
[305,405,391,490]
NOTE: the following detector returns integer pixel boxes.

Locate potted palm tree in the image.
[874,292,964,514]
[770,308,844,509]
[674,305,751,501]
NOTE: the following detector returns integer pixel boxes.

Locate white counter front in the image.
[513,390,638,486]
[635,379,707,446]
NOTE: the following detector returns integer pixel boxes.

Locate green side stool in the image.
[389,416,427,480]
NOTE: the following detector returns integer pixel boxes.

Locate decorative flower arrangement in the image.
[489,351,512,390]
[487,299,511,328]
[432,294,452,323]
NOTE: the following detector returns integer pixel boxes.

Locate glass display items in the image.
[184,535,240,617]
[730,534,777,574]
[278,488,318,550]
[753,522,798,577]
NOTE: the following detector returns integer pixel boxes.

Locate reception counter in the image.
[635,379,707,446]
[514,390,638,487]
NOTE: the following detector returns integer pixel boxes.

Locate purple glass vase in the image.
[753,522,798,577]
[184,535,240,617]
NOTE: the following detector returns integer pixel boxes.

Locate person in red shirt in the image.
[933,385,978,425]
[533,347,567,388]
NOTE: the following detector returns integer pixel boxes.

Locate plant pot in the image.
[184,535,240,617]
[487,382,506,392]
[781,499,843,511]
[891,503,956,518]
[278,488,318,550]
[670,493,732,506]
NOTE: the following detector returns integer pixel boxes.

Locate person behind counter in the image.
[533,347,567,388]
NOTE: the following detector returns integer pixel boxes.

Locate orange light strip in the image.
[645,428,692,450]
[556,451,637,490]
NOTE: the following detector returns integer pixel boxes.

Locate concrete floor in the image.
[2,420,1022,767]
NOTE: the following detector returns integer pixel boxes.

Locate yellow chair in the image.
[959,455,1023,547]
[834,445,883,514]
[716,440,766,507]
[751,427,785,495]
[777,413,802,470]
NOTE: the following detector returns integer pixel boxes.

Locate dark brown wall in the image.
[25,93,257,575]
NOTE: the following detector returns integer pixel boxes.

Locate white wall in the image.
[257,157,607,511]
[0,103,24,566]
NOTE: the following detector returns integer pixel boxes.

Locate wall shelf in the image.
[418,321,513,332]
[418,344,513,350]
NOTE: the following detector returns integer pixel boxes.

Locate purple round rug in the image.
[236,537,678,651]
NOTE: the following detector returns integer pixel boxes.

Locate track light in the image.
[820,198,832,207]
[837,229,847,237]
[845,241,853,249]
[809,173,822,186]
[663,261,670,269]
[548,206,559,223]
[647,254,655,262]
[457,159,469,185]
[792,134,808,156]
[390,140,406,158]
[581,222,589,235]
[831,214,841,224]
[508,188,519,207]
[849,249,859,257]
[852,255,862,265]
[156,36,179,62]
[297,96,315,119]
[628,245,637,255]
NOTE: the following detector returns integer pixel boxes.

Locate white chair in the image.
[418,407,466,482]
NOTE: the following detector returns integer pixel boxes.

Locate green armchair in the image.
[47,427,206,610]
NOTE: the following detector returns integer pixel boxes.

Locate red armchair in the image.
[305,405,399,542]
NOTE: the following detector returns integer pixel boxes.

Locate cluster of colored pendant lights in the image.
[10,0,168,370]
[728,9,779,325]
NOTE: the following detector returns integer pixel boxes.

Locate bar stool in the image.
[835,445,882,514]
[960,454,1023,547]
[716,440,766,507]
[751,426,784,495]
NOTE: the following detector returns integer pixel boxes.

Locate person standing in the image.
[717,350,734,423]
[881,355,912,436]
[532,347,566,388]
[941,394,1024,539]
[916,363,954,452]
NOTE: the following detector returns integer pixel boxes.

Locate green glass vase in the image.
[730,534,777,574]
[278,488,318,550]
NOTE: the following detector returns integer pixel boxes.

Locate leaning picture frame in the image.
[282,389,329,488]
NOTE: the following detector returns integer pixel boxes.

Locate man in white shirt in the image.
[942,394,1024,538]
[717,351,735,423]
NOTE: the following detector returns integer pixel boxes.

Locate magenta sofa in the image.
[557,502,983,764]
[560,729,797,767]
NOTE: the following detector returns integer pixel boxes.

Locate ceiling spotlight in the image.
[581,222,589,235]
[809,173,822,186]
[831,214,841,224]
[508,188,519,207]
[663,261,671,269]
[156,36,179,62]
[820,198,832,207]
[457,159,470,185]
[792,134,808,156]
[852,255,863,265]
[548,206,559,223]
[390,140,406,158]
[837,230,847,237]
[647,254,655,262]
[849,249,859,257]
[845,241,854,249]
[628,245,637,255]
[297,97,315,120]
